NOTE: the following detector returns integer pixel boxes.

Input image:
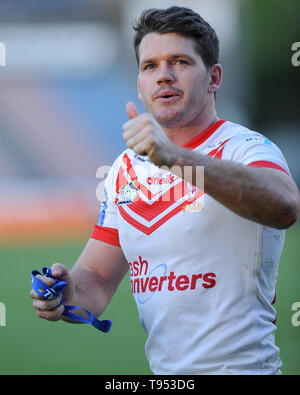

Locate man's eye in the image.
[176,59,188,65]
[144,64,155,70]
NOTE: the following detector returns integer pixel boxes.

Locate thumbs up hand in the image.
[122,101,178,167]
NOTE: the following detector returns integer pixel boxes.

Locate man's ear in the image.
[208,64,223,94]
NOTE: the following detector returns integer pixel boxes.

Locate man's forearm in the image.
[172,148,300,229]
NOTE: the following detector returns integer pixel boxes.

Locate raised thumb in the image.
[126,101,139,120]
[51,263,71,281]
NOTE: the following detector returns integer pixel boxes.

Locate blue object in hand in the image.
[31,267,112,333]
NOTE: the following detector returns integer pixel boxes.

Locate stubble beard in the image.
[147,95,206,130]
[153,106,186,128]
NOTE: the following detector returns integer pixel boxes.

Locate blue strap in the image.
[31,267,112,333]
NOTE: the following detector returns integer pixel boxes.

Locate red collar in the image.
[182,120,226,150]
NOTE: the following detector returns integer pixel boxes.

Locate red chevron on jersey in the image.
[119,187,203,235]
[127,181,194,222]
[116,153,204,234]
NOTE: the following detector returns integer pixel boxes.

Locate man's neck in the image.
[163,110,219,147]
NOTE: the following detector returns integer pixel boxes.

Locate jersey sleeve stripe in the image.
[247,160,289,175]
[90,225,120,247]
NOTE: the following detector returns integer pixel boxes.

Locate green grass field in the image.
[0,223,299,375]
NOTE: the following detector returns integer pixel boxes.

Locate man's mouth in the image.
[154,90,182,103]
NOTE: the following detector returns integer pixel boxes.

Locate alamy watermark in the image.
[0,302,6,326]
[291,42,300,67]
[0,42,6,66]
[291,302,300,327]
[95,163,204,207]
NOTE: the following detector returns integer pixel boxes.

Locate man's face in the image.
[137,32,212,128]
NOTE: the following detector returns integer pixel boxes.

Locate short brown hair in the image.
[133,6,219,69]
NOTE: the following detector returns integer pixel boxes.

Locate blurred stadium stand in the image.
[0,0,299,245]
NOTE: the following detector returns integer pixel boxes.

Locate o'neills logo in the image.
[147,174,176,185]
[128,256,216,304]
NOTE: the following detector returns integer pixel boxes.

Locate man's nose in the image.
[156,62,175,85]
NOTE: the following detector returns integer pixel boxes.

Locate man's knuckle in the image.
[145,134,155,146]
[33,301,43,310]
[127,138,135,148]
[36,310,44,318]
[142,114,152,125]
[32,300,38,308]
[144,123,153,133]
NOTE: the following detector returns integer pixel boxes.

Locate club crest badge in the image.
[118,182,139,205]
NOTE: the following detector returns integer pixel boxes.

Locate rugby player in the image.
[30,6,300,374]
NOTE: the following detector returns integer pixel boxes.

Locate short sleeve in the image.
[224,133,291,176]
[91,158,120,247]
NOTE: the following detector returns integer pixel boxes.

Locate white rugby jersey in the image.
[91,120,290,375]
